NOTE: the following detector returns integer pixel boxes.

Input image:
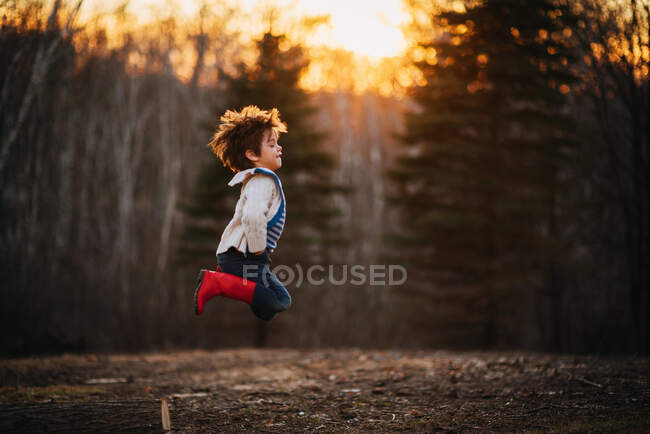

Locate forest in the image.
[1,0,648,357]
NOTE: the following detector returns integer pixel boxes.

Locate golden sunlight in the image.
[84,0,409,59]
[296,0,409,60]
[79,0,413,95]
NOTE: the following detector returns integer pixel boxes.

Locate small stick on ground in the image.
[161,397,171,431]
[571,375,604,388]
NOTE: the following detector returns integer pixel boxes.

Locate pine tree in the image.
[177,159,235,267]
[180,31,343,263]
[389,0,580,348]
[178,31,344,346]
[220,32,345,264]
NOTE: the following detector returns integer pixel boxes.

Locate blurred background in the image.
[1,0,648,356]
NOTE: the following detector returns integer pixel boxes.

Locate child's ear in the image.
[245,149,259,163]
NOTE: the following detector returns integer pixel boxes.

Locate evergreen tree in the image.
[219,32,344,264]
[178,31,344,346]
[180,31,343,265]
[177,159,234,267]
[389,0,580,348]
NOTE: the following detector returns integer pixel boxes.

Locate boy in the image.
[193,105,292,321]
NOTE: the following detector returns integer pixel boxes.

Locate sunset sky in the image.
[75,0,422,95]
[83,0,411,60]
[284,0,410,59]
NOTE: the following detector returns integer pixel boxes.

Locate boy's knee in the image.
[250,289,291,319]
[262,293,291,315]
[266,297,289,314]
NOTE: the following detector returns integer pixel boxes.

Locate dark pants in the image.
[217,247,292,321]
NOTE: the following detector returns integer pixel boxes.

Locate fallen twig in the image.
[161,397,171,431]
[570,375,604,388]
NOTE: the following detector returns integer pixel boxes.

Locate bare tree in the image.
[572,0,650,353]
[0,0,82,179]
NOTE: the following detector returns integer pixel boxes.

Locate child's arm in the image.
[241,175,276,253]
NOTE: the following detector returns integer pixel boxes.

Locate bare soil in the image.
[1,348,649,432]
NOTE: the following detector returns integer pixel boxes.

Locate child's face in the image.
[247,128,283,171]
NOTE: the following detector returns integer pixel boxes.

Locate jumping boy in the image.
[193,105,292,321]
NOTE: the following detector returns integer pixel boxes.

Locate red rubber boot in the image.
[194,269,256,315]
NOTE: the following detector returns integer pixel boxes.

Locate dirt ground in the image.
[0,348,648,432]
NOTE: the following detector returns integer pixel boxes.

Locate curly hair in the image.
[207,105,288,172]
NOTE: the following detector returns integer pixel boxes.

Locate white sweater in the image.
[216,168,283,255]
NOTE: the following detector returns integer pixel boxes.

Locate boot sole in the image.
[193,270,206,315]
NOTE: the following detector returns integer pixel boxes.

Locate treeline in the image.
[0,1,213,354]
[0,1,284,354]
[389,0,649,354]
[0,0,648,356]
[0,1,365,355]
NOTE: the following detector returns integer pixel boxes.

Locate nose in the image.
[278,144,282,152]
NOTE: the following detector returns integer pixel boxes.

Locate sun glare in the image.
[79,0,413,95]
[296,0,409,60]
[83,0,409,60]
